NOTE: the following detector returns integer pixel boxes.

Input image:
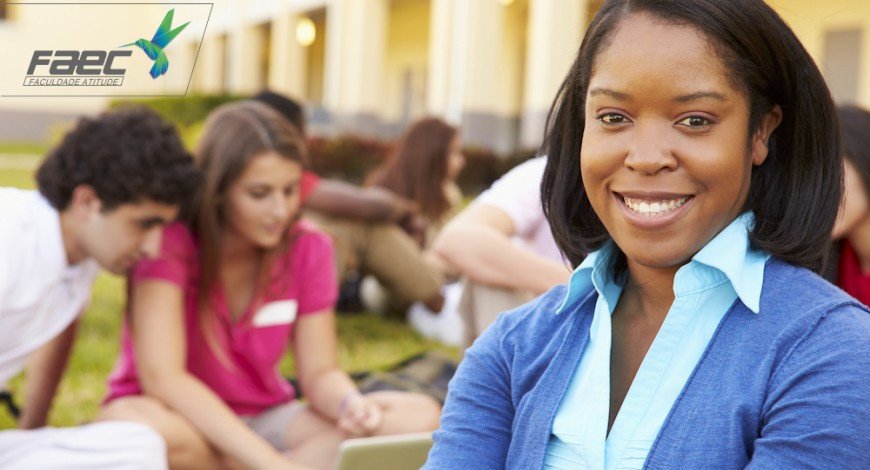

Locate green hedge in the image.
[109,96,534,194]
[308,134,533,194]
[108,94,243,126]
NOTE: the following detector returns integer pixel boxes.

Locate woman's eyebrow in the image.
[588,88,728,104]
[589,87,631,100]
[673,91,728,103]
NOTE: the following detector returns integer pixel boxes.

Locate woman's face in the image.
[223,151,302,249]
[446,135,466,182]
[581,13,781,273]
[832,158,869,239]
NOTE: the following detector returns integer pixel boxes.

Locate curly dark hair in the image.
[253,90,307,137]
[36,106,199,211]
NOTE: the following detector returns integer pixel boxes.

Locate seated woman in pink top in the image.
[97,101,441,470]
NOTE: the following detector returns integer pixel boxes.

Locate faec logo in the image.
[25,9,189,80]
[27,50,131,76]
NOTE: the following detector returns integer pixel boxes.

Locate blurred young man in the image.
[0,107,198,469]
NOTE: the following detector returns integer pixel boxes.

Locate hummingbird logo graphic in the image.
[121,9,190,79]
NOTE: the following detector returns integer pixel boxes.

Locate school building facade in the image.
[0,0,869,153]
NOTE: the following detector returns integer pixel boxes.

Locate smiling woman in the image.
[579,13,782,276]
[425,0,870,469]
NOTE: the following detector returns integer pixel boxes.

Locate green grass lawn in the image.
[0,151,458,429]
[0,141,50,156]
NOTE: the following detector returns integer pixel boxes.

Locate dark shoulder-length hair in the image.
[541,0,841,273]
[366,117,458,221]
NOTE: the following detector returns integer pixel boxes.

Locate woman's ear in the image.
[751,105,783,166]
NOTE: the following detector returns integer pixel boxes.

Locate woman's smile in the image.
[613,191,695,230]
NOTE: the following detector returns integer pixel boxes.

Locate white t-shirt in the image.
[0,188,99,389]
[473,156,564,263]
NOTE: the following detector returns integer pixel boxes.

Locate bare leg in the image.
[96,396,223,470]
[283,407,343,470]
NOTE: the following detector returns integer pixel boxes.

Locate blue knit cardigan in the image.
[425,259,870,469]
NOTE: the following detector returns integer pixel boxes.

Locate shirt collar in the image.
[691,212,768,313]
[555,240,619,315]
[556,212,768,315]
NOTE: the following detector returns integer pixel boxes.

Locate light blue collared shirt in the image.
[544,212,769,469]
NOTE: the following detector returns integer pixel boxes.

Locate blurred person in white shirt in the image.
[433,157,572,349]
[0,107,198,470]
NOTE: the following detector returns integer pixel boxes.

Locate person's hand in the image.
[365,187,430,243]
[400,212,429,246]
[366,187,417,224]
[337,392,383,437]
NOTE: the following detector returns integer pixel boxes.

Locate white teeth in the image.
[623,196,689,216]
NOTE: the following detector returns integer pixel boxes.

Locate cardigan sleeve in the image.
[746,302,870,469]
[424,314,516,469]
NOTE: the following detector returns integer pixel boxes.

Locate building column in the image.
[423,0,503,151]
[222,1,245,93]
[165,41,196,94]
[197,34,226,94]
[426,0,455,121]
[458,0,501,151]
[324,0,388,135]
[269,12,306,98]
[520,0,586,149]
[227,20,266,93]
[430,0,536,155]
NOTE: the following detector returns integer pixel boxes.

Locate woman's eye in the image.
[677,115,713,128]
[249,191,269,200]
[597,113,628,125]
